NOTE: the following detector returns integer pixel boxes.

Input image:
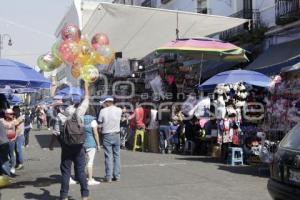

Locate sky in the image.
[0,0,73,69]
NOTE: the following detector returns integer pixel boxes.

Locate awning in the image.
[82,3,248,59]
[245,39,300,75]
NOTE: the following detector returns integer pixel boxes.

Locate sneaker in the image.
[104,177,112,183]
[69,177,77,185]
[10,167,15,175]
[112,177,120,182]
[16,164,24,170]
[88,179,100,186]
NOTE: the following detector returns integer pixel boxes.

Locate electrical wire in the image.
[0,16,54,39]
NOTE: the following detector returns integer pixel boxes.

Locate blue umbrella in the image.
[0,59,50,89]
[56,86,84,96]
[198,69,271,89]
[6,94,22,105]
[0,85,13,94]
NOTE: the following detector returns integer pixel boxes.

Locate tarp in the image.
[83,3,248,59]
[245,39,300,75]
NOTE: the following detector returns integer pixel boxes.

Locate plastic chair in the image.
[133,129,145,152]
[227,147,244,166]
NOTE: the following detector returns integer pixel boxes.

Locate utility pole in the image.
[0,33,13,58]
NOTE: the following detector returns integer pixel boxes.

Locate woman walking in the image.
[12,106,25,170]
[83,107,101,185]
[0,109,21,175]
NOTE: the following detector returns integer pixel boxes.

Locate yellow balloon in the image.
[80,64,99,83]
[95,53,113,65]
[0,176,11,188]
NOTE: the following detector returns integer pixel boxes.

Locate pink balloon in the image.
[91,33,109,49]
[61,24,81,41]
[59,40,80,64]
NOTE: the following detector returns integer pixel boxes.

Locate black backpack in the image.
[61,114,85,146]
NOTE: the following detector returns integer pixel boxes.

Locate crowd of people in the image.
[1,85,249,200]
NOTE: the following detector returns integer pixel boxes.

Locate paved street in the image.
[1,129,272,200]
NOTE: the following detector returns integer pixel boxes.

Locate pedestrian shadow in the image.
[93,176,106,182]
[8,174,61,189]
[217,164,270,177]
[35,134,60,149]
[24,188,76,200]
[175,156,223,164]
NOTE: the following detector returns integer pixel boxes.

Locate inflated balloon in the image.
[0,176,11,188]
[71,63,81,79]
[98,45,115,59]
[51,41,63,61]
[37,53,62,72]
[91,33,109,49]
[59,40,80,64]
[61,24,81,41]
[76,40,94,65]
[95,53,113,65]
[80,64,99,83]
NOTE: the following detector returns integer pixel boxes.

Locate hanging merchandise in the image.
[150,75,165,99]
[114,58,131,77]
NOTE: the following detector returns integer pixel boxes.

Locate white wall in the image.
[157,0,197,12]
[253,0,275,28]
[207,0,236,16]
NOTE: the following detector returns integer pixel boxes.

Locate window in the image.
[161,0,172,4]
[142,0,152,7]
[280,123,300,151]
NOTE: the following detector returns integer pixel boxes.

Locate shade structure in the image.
[83,3,248,59]
[156,38,248,62]
[5,94,22,105]
[0,85,13,94]
[198,69,271,89]
[56,87,84,96]
[0,59,50,89]
[281,62,300,73]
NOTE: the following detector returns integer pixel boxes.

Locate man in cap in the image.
[53,82,90,200]
[98,96,122,182]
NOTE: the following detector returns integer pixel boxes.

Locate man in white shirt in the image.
[98,96,122,182]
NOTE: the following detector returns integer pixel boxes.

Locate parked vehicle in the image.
[268,123,300,200]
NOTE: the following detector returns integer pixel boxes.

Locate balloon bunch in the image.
[37,24,115,83]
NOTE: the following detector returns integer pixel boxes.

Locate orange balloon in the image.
[71,64,81,79]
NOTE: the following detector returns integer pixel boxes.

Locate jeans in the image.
[15,135,24,166]
[0,143,11,176]
[24,128,31,146]
[60,145,89,199]
[102,133,121,179]
[37,118,43,130]
[8,141,16,168]
[120,127,128,147]
[159,125,171,153]
[46,116,51,128]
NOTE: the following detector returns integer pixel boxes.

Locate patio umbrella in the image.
[0,59,50,89]
[156,38,248,83]
[198,69,271,90]
[5,94,22,105]
[56,86,84,96]
[156,38,248,62]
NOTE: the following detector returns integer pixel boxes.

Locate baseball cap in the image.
[5,108,14,114]
[100,95,114,104]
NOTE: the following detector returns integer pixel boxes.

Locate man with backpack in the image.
[54,82,90,200]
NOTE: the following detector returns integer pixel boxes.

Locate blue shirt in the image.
[83,115,97,149]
